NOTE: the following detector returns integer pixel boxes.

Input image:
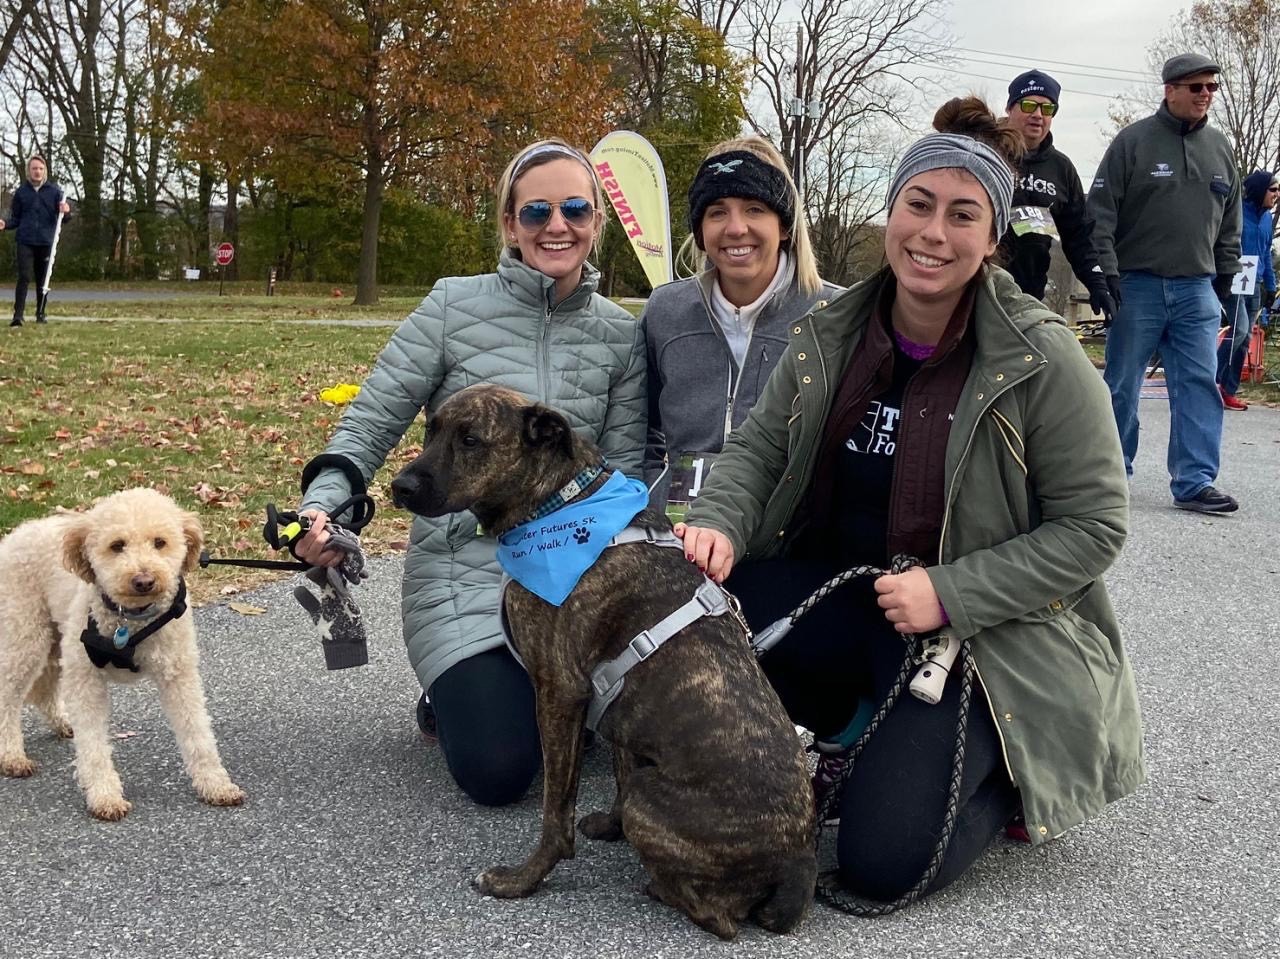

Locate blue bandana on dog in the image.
[497,470,649,606]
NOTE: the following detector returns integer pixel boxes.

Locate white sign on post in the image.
[1232,256,1259,296]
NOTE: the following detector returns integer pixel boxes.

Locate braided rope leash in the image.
[751,554,976,916]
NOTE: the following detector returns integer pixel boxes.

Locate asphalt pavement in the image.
[3,399,1278,958]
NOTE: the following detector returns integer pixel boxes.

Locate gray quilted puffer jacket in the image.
[301,252,646,691]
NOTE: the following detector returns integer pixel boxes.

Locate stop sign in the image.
[215,242,235,266]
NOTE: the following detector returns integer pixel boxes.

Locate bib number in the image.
[665,451,717,523]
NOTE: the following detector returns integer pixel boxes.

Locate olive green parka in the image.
[685,266,1145,843]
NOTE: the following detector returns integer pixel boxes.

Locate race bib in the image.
[1010,205,1060,240]
[665,451,717,524]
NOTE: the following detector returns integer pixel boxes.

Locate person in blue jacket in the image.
[1217,169,1276,410]
[1,156,72,327]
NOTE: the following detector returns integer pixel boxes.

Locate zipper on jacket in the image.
[720,289,781,445]
[937,371,1040,786]
[538,303,553,402]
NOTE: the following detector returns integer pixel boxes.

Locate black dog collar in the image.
[80,579,188,672]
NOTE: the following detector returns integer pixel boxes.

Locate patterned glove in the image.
[292,526,369,669]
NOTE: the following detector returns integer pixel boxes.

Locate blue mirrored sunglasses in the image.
[517,197,595,229]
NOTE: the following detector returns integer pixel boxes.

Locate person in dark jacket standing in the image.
[1087,53,1242,514]
[1216,169,1276,410]
[642,135,840,518]
[1000,70,1114,323]
[1,156,72,326]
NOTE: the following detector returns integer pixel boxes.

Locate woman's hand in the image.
[673,523,736,583]
[292,509,345,568]
[874,567,946,634]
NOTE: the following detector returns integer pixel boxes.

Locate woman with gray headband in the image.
[294,138,646,807]
[680,98,1142,905]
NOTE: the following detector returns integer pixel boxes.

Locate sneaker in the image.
[1220,387,1248,411]
[811,742,852,823]
[1174,486,1239,514]
[1005,809,1031,843]
[415,692,437,741]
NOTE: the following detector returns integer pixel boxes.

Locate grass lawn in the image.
[3,297,1275,604]
[2,315,422,603]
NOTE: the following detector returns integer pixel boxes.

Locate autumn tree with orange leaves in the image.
[190,0,619,304]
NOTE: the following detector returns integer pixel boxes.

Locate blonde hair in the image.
[494,138,604,258]
[676,135,823,296]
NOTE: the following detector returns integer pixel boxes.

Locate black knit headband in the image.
[687,150,795,248]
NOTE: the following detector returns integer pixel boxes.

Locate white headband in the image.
[512,144,596,182]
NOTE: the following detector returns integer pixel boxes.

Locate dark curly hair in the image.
[932,96,1024,172]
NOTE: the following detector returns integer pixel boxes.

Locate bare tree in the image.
[734,0,949,278]
[0,0,36,75]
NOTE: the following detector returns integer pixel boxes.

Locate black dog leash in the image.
[747,554,975,916]
[198,493,375,571]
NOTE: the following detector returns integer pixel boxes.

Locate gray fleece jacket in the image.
[301,252,646,692]
[1087,102,1241,278]
[641,260,840,506]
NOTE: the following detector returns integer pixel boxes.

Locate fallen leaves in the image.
[227,602,267,616]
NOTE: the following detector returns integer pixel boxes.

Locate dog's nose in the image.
[390,473,420,508]
[131,573,156,594]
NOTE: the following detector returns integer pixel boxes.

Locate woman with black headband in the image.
[294,138,646,806]
[680,99,1143,903]
[641,136,840,518]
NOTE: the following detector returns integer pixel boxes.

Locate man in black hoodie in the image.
[1,156,72,326]
[1001,70,1114,323]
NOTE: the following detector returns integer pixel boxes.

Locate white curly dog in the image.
[0,487,244,820]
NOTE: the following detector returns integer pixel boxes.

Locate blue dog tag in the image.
[113,625,130,649]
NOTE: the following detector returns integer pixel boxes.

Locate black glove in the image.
[1263,287,1276,310]
[1106,275,1123,308]
[1212,273,1236,301]
[1088,280,1118,326]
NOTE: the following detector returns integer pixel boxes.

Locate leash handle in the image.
[263,494,375,557]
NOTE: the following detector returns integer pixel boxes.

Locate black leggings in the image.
[14,243,51,320]
[428,647,541,807]
[726,558,1020,902]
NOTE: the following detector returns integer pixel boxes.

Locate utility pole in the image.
[791,25,805,198]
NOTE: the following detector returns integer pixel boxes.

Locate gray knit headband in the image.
[512,144,596,182]
[886,133,1014,237]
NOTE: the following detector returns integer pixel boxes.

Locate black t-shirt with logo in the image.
[832,345,924,566]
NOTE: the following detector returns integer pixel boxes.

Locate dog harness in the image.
[499,525,740,730]
[79,579,188,672]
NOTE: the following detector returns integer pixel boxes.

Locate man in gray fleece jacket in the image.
[1087,52,1242,514]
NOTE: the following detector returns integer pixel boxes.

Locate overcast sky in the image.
[921,0,1183,180]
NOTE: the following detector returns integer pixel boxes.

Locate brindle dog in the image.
[390,384,816,940]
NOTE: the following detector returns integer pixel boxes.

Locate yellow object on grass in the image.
[319,383,361,405]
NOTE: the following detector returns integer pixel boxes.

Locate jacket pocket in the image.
[1054,606,1121,697]
[446,511,480,551]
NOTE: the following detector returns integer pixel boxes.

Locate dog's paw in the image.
[199,780,246,807]
[52,720,74,739]
[0,756,36,778]
[473,865,539,899]
[577,810,624,841]
[87,795,132,821]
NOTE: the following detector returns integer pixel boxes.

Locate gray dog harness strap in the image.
[498,524,733,730]
[587,577,731,726]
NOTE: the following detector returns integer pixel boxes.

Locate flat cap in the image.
[1162,53,1222,83]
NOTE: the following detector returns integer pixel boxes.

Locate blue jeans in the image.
[1216,290,1260,396]
[1103,271,1223,501]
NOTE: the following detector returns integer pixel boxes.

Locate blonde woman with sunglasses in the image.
[294,139,646,806]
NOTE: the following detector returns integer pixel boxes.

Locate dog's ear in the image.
[180,510,205,573]
[61,517,96,584]
[522,405,573,458]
